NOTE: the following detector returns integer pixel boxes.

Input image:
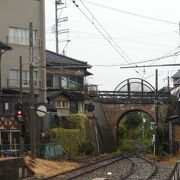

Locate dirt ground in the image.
[25,156,81,178]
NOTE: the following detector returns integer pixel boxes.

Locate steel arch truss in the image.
[96,78,170,104]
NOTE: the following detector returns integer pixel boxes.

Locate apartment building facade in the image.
[0,0,46,101]
[0,0,46,154]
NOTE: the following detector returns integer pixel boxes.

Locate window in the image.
[0,102,16,116]
[56,100,69,108]
[61,76,67,88]
[9,70,19,86]
[47,73,53,88]
[51,75,68,88]
[9,70,38,86]
[54,75,61,88]
[9,27,38,45]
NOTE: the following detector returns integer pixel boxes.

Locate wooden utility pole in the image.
[55,0,59,53]
[29,22,36,160]
[19,56,22,100]
[19,56,24,156]
[154,69,159,155]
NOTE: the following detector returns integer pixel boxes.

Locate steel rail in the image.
[41,153,125,180]
[120,155,158,180]
[140,156,158,179]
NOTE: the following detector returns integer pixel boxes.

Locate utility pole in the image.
[29,22,36,160]
[19,56,22,100]
[19,56,24,156]
[154,69,159,155]
[55,0,69,54]
[55,0,59,53]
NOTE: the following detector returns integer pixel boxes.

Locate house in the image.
[45,50,93,124]
[45,50,99,153]
[0,0,46,154]
[171,70,180,87]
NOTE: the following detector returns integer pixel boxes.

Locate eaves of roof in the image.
[47,89,89,101]
[0,41,12,51]
[171,70,180,78]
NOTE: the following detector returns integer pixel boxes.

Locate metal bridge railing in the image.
[95,91,171,104]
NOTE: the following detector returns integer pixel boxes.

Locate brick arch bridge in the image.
[100,102,169,139]
[93,78,171,152]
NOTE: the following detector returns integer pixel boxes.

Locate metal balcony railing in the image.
[7,79,41,88]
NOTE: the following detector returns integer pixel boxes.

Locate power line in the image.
[120,63,180,69]
[122,49,180,66]
[84,0,178,25]
[71,0,143,77]
[91,49,180,67]
[79,0,134,63]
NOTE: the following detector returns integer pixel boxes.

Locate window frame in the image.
[9,27,38,46]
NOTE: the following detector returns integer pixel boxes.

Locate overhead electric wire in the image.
[120,63,180,69]
[84,0,178,25]
[90,47,180,67]
[71,0,143,77]
[79,0,135,63]
[121,47,180,66]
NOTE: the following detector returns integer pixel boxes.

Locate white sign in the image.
[36,105,47,117]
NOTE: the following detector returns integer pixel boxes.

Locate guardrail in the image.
[168,161,180,180]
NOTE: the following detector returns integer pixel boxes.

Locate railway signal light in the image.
[14,102,24,121]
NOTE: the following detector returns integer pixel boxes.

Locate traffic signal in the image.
[14,102,24,121]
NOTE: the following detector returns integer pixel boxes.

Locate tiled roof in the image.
[172,70,180,78]
[47,89,88,101]
[46,50,91,68]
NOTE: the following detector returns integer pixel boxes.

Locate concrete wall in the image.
[0,157,33,179]
[0,0,46,102]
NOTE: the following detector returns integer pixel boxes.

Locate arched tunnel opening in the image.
[116,109,169,154]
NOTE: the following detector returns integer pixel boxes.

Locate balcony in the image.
[7,79,41,88]
[84,84,98,97]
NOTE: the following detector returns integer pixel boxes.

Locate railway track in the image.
[121,154,157,180]
[40,142,174,180]
[42,154,127,180]
[42,153,159,180]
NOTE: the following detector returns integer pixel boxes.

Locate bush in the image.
[117,126,127,139]
[78,141,95,155]
[117,139,133,153]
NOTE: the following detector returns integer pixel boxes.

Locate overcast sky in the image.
[45,0,180,90]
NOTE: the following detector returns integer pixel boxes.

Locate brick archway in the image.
[101,103,169,141]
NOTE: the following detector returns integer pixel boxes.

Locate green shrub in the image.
[49,114,89,158]
[49,128,81,158]
[117,126,127,139]
[78,141,95,155]
[117,139,133,153]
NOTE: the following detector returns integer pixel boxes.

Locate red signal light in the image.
[17,110,22,115]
